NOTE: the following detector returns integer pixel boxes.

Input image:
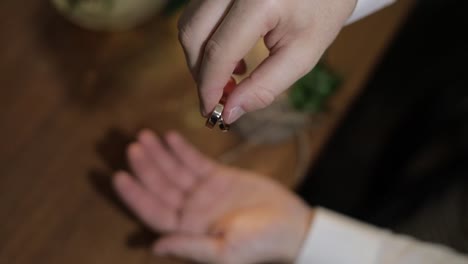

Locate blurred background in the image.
[0,0,466,263]
[298,0,468,255]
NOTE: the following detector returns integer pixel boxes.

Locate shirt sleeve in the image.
[346,0,397,25]
[296,208,468,264]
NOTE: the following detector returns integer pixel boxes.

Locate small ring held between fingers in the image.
[206,103,224,129]
[206,103,230,132]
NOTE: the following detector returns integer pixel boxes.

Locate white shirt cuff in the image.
[346,0,397,25]
[296,208,383,264]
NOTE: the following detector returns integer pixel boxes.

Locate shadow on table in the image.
[89,127,158,249]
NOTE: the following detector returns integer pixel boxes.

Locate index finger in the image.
[165,131,218,178]
[197,0,279,115]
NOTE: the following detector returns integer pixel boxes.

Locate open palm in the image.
[113,130,312,264]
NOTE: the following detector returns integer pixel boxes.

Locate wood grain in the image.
[0,1,414,263]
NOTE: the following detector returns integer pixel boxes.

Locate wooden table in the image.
[0,1,414,263]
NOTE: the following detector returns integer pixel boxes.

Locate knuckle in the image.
[250,84,276,110]
[252,0,281,30]
[203,39,223,62]
[296,56,316,78]
[243,74,277,110]
[177,24,192,47]
[289,38,320,77]
[177,14,188,32]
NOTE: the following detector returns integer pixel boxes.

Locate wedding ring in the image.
[206,103,231,132]
[206,77,237,131]
[206,103,224,129]
[219,117,230,132]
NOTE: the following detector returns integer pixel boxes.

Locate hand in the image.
[178,0,357,123]
[113,130,313,264]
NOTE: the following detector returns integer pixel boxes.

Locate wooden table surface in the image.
[0,1,414,263]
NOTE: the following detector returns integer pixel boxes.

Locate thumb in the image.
[153,234,223,263]
[224,40,321,124]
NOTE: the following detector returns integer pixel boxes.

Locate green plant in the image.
[164,0,188,15]
[289,63,341,113]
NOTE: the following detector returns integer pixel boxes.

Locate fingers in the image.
[127,143,183,208]
[179,174,234,234]
[178,0,233,78]
[154,235,223,264]
[224,38,321,123]
[164,130,218,178]
[137,130,196,192]
[113,171,177,233]
[197,0,279,115]
[117,130,230,236]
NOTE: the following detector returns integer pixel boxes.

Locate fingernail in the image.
[227,106,245,123]
[200,104,208,117]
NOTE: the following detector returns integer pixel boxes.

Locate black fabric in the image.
[297,0,468,253]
